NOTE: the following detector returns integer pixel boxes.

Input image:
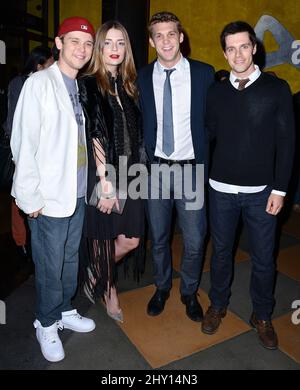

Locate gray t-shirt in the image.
[61,72,87,198]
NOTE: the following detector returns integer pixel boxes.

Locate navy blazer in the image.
[137,58,214,168]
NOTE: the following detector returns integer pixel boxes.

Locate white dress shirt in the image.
[209,65,285,196]
[153,56,194,160]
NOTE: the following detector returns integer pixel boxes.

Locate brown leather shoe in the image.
[201,306,227,335]
[250,313,278,350]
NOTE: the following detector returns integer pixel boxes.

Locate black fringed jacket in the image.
[78,75,147,198]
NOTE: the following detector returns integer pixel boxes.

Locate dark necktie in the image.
[235,78,250,90]
[163,68,176,156]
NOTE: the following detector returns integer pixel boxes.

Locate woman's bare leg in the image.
[115,234,140,261]
[104,235,140,316]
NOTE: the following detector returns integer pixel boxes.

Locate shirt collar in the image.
[156,54,187,74]
[230,64,261,84]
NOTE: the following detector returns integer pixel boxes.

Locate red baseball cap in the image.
[58,16,95,37]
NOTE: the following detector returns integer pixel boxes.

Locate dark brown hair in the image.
[220,21,257,51]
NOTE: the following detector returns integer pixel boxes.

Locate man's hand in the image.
[28,208,43,218]
[266,194,284,215]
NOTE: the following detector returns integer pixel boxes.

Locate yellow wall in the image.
[26,0,102,52]
[27,0,43,51]
[27,0,55,50]
[150,0,300,92]
[59,0,102,33]
[27,0,42,17]
[28,0,102,39]
[48,0,54,39]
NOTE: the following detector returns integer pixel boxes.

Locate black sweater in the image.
[206,73,295,192]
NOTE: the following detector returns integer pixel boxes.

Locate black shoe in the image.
[147,289,170,316]
[181,293,203,322]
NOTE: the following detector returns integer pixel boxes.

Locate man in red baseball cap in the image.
[11,16,95,363]
[55,16,95,77]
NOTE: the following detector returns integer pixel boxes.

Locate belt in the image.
[153,157,196,166]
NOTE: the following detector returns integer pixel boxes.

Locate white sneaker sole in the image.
[62,322,96,333]
[37,337,65,362]
[41,347,65,362]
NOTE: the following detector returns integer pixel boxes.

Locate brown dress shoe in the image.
[250,313,278,350]
[201,306,227,335]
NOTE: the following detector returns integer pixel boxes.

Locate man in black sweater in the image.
[202,21,295,350]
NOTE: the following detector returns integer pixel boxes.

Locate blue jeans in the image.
[147,164,206,296]
[27,197,85,327]
[209,186,277,320]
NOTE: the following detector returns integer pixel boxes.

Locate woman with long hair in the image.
[78,21,146,322]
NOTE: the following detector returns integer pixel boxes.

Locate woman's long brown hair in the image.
[85,20,138,100]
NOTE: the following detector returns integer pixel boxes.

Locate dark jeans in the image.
[209,186,277,320]
[147,164,206,296]
[27,197,85,327]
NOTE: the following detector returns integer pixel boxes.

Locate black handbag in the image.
[89,182,127,214]
[0,126,14,189]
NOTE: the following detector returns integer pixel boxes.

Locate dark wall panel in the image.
[102,0,150,70]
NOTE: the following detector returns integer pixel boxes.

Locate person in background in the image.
[11,17,96,363]
[4,46,53,263]
[78,20,146,323]
[203,21,295,350]
[214,69,229,82]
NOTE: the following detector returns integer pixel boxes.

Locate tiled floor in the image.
[118,281,250,368]
[0,189,299,370]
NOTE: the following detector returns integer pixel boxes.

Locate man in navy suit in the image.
[137,11,214,322]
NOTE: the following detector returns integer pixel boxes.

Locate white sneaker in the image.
[34,320,65,363]
[59,309,96,332]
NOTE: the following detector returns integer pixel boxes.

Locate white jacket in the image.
[11,62,84,217]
